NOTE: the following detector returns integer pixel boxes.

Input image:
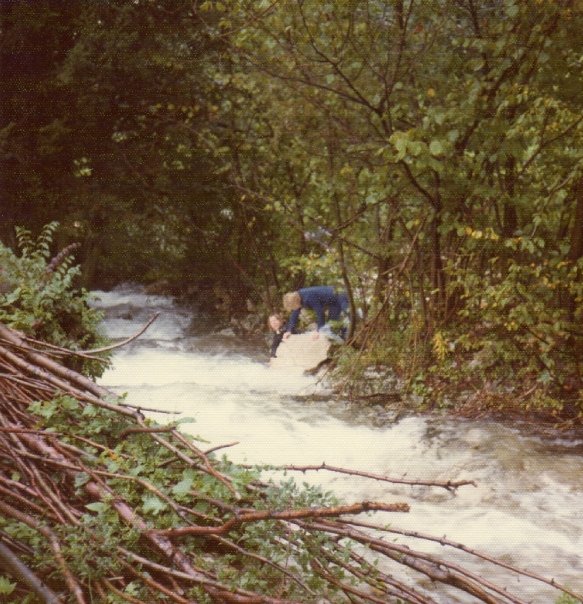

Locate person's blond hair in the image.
[267,313,284,328]
[283,291,301,311]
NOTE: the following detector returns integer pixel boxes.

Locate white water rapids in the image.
[92,286,583,603]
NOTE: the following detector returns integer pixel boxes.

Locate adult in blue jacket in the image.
[282,286,348,338]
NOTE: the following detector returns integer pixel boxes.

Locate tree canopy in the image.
[1,0,582,411]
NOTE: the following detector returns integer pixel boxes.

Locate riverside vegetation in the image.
[0,223,581,603]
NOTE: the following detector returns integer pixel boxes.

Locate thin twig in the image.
[246,461,476,491]
[79,313,161,354]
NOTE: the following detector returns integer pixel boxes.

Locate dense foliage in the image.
[198,0,583,415]
[0,222,108,376]
[0,1,237,290]
[1,0,581,415]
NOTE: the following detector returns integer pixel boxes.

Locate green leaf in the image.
[142,496,168,516]
[0,576,16,595]
[172,477,194,498]
[390,132,409,160]
[408,141,424,156]
[82,404,98,417]
[1,288,21,305]
[434,111,445,125]
[470,58,485,71]
[75,472,90,488]
[60,395,80,411]
[29,400,58,420]
[85,502,108,513]
[506,3,519,18]
[429,140,444,156]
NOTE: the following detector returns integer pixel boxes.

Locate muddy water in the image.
[92,286,583,603]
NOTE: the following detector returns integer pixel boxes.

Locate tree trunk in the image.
[429,208,446,322]
[502,158,518,238]
[373,218,395,303]
[555,178,583,387]
[561,177,583,322]
[80,234,102,289]
[567,178,583,264]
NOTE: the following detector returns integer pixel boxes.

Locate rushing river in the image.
[92,286,583,603]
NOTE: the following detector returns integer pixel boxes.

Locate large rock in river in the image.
[270,332,331,371]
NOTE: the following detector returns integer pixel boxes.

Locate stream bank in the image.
[157,278,582,433]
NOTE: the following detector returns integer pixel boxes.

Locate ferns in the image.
[15,221,59,260]
[0,223,108,377]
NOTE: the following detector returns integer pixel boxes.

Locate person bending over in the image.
[282,286,348,340]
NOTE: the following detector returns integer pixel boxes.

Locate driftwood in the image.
[0,321,580,603]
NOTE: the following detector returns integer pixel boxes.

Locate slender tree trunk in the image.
[552,177,583,390]
[502,158,518,238]
[333,200,357,339]
[80,235,102,289]
[429,207,446,322]
[294,199,307,290]
[414,239,430,338]
[0,206,17,247]
[562,177,583,321]
[326,138,357,338]
[567,178,583,263]
[502,203,518,237]
[373,217,395,303]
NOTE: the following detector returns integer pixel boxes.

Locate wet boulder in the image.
[270,332,331,371]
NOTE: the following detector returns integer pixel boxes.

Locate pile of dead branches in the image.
[0,322,580,604]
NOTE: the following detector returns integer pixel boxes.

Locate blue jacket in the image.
[286,286,347,333]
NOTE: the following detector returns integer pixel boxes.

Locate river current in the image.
[92,286,583,603]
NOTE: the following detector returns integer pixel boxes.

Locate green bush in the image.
[0,222,109,377]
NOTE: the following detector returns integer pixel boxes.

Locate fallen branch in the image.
[246,461,476,490]
[0,540,63,604]
[119,426,174,438]
[205,440,240,455]
[341,517,583,602]
[152,500,410,538]
[79,312,161,354]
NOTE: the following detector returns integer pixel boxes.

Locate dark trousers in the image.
[328,292,349,321]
